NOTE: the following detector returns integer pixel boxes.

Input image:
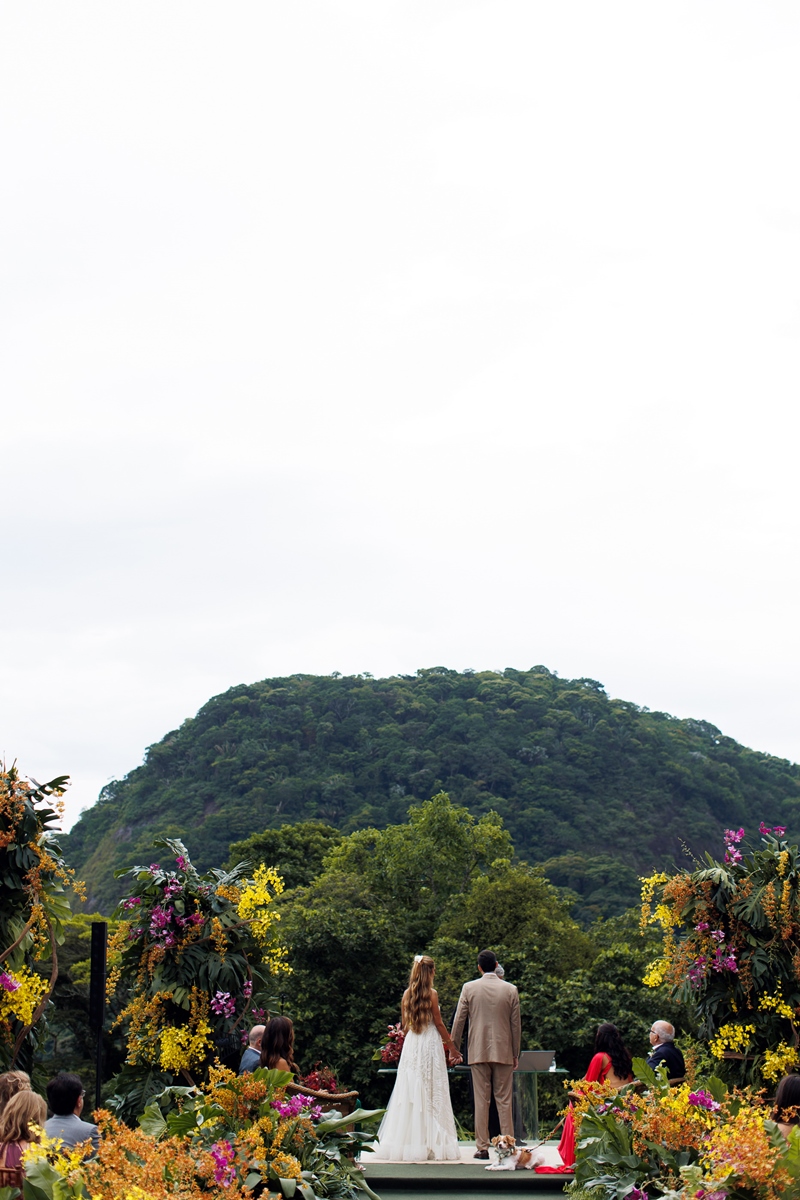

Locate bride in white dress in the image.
[376,954,463,1161]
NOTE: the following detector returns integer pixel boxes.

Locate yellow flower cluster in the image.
[23,1123,87,1171]
[660,1084,717,1128]
[757,987,795,1021]
[761,1041,799,1084]
[653,903,679,929]
[238,865,291,972]
[777,849,790,878]
[639,873,671,930]
[270,1151,303,1180]
[159,1018,213,1072]
[0,963,48,1026]
[643,957,669,988]
[709,1022,756,1059]
[701,1102,788,1195]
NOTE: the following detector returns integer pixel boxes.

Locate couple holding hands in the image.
[377,949,520,1162]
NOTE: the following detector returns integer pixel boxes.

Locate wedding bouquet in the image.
[375,1022,405,1064]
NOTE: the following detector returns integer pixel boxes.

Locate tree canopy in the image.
[61,667,800,916]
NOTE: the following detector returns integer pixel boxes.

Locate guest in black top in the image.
[647,1021,685,1078]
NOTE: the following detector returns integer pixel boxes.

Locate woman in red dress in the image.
[538,1022,633,1173]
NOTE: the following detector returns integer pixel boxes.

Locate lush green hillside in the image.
[63,666,800,913]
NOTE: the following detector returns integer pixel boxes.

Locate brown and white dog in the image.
[486,1134,546,1171]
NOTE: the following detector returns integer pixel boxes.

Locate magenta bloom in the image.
[149,863,161,873]
[175,854,188,869]
[210,1141,236,1187]
[688,1089,720,1111]
[243,980,253,999]
[695,921,709,933]
[271,1094,322,1121]
[211,990,236,1018]
[774,826,787,836]
[0,972,20,993]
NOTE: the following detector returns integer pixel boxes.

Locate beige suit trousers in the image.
[471,1061,514,1152]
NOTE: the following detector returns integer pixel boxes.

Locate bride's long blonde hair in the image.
[402,955,435,1033]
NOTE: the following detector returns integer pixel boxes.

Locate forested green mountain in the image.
[63,666,800,914]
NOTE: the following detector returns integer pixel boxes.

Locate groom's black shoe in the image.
[473,1150,489,1159]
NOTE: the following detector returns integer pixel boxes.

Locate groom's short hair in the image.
[477,949,498,972]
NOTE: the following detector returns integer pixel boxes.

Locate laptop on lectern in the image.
[516,1050,555,1071]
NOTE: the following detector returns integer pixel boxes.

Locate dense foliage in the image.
[61,668,800,915]
[271,793,678,1115]
[0,764,82,1071]
[571,1058,800,1200]
[21,1065,384,1200]
[642,822,800,1088]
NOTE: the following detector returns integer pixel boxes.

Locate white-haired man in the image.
[238,1024,265,1074]
[647,1021,685,1078]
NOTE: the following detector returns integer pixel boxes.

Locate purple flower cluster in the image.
[723,827,744,865]
[271,1094,323,1121]
[210,1140,236,1187]
[689,925,737,987]
[624,1188,648,1200]
[759,821,787,837]
[175,854,188,869]
[695,1190,726,1200]
[211,990,237,1018]
[688,1089,720,1111]
[0,971,20,993]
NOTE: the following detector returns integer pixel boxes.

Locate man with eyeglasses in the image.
[44,1072,100,1152]
[646,1021,685,1079]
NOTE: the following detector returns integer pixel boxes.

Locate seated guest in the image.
[0,1090,47,1188]
[0,1072,31,1115]
[259,1016,298,1074]
[44,1074,99,1153]
[773,1073,800,1140]
[538,1022,633,1174]
[239,1024,265,1074]
[647,1021,685,1078]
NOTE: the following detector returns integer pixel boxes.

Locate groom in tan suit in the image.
[450,948,521,1158]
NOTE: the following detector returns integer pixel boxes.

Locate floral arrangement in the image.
[106,837,289,1119]
[640,823,800,1086]
[0,763,83,1070]
[298,1062,339,1093]
[571,1057,800,1200]
[21,1064,384,1200]
[374,1023,405,1065]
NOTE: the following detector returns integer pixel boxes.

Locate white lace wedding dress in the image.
[376,1020,460,1161]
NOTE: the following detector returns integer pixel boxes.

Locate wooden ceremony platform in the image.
[361,1140,572,1199]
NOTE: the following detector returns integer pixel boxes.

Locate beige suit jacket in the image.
[451,972,521,1065]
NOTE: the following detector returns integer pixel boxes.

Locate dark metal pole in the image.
[88,922,108,1113]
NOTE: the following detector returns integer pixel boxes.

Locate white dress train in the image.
[376,1020,460,1161]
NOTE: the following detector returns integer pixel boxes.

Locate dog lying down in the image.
[486,1134,546,1170]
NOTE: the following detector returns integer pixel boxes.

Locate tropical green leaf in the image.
[138,1102,168,1139]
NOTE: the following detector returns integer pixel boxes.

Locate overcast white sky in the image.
[2,1,799,830]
